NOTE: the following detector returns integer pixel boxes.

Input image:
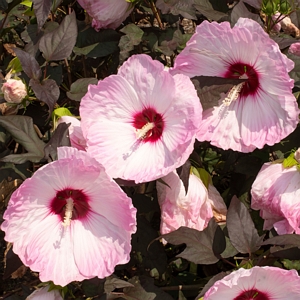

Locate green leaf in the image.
[283,151,299,169]
[66,78,98,102]
[39,11,77,61]
[6,57,22,74]
[0,116,45,163]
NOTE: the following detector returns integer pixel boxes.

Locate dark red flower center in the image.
[234,289,269,300]
[224,63,259,97]
[133,107,164,143]
[50,189,90,223]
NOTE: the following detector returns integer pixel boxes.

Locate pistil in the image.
[136,122,155,139]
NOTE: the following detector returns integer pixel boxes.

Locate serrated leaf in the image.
[29,78,59,115]
[161,219,220,264]
[39,11,77,61]
[227,196,264,254]
[0,116,45,164]
[176,159,191,195]
[32,0,52,29]
[44,123,71,162]
[66,78,98,102]
[14,48,41,80]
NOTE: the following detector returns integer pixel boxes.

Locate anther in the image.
[136,122,155,139]
[63,198,74,227]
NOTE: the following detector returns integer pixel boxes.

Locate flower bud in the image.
[1,79,27,103]
[289,43,300,56]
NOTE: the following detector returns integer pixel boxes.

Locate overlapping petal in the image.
[1,147,136,286]
[80,54,202,183]
[156,170,226,234]
[171,18,299,152]
[251,159,300,234]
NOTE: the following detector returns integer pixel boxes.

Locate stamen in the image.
[136,122,155,139]
[63,198,74,227]
[222,82,244,106]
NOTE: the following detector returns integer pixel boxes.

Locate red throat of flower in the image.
[50,189,90,225]
[133,107,164,143]
[224,63,259,98]
[233,288,269,300]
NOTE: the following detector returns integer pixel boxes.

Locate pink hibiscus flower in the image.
[204,266,300,299]
[171,18,299,152]
[77,0,133,30]
[1,147,137,286]
[80,54,202,183]
[156,169,226,235]
[251,149,300,234]
[58,116,87,151]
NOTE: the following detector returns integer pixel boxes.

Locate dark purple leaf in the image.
[161,218,220,264]
[29,78,60,116]
[227,196,264,254]
[0,0,8,11]
[262,234,300,247]
[14,48,42,80]
[212,224,226,256]
[133,216,168,274]
[270,246,300,260]
[39,11,77,61]
[81,277,105,297]
[32,0,52,30]
[44,123,71,162]
[176,159,191,195]
[3,247,23,279]
[104,276,134,294]
[0,116,45,164]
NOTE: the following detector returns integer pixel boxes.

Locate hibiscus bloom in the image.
[1,147,137,286]
[171,18,299,152]
[204,266,300,299]
[58,116,87,151]
[251,149,300,234]
[156,168,227,235]
[80,54,202,183]
[77,0,133,30]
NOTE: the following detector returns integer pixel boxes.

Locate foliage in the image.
[0,0,300,299]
